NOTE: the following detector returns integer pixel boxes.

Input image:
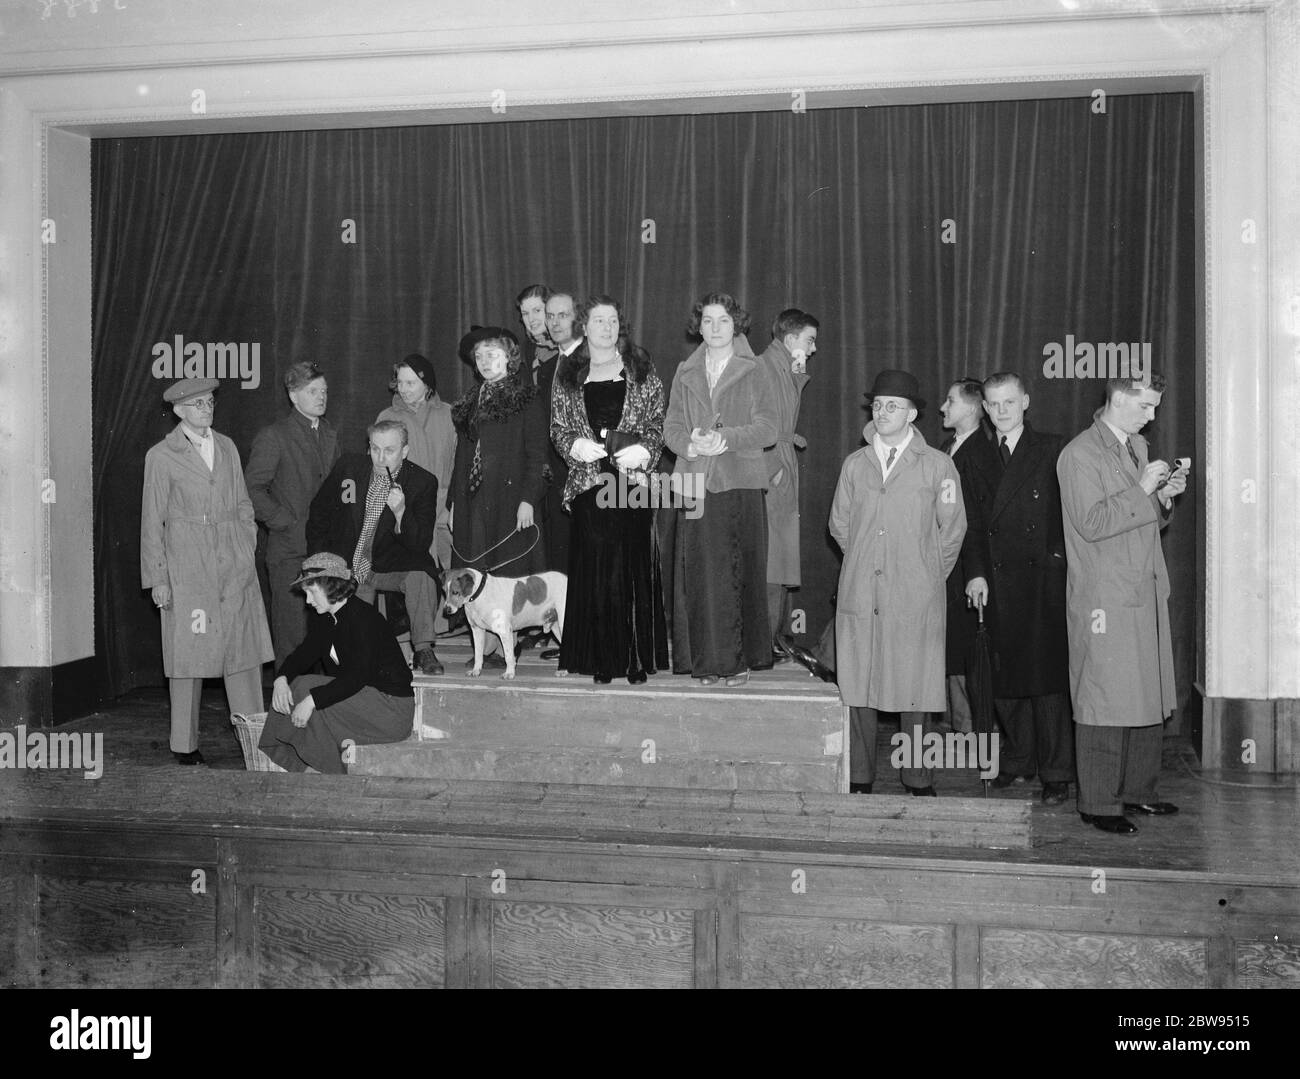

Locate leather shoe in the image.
[1081,812,1138,834]
[1124,802,1179,816]
[788,642,835,682]
[696,675,719,686]
[627,670,647,685]
[991,772,1028,789]
[173,750,206,766]
[412,647,444,676]
[593,673,612,685]
[1041,780,1069,805]
[849,782,873,794]
[540,648,561,661]
[466,651,508,670]
[907,785,937,797]
[724,671,750,687]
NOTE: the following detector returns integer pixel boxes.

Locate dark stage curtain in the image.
[92,95,1196,716]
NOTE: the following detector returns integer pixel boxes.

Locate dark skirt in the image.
[672,488,772,678]
[259,674,414,774]
[559,482,669,680]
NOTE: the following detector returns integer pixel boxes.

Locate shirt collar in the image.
[998,423,1025,452]
[1101,417,1129,448]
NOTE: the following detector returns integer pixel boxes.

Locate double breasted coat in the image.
[830,424,967,711]
[1057,418,1177,727]
[140,425,274,678]
[757,338,810,585]
[963,422,1070,697]
[943,428,1002,674]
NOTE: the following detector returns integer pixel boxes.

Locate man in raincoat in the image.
[830,370,966,795]
[1058,373,1187,834]
[141,378,273,765]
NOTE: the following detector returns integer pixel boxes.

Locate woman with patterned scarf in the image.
[447,328,550,589]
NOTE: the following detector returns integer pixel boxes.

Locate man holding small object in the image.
[1058,374,1187,834]
[306,420,444,675]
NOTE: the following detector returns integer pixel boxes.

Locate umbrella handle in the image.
[976,596,986,624]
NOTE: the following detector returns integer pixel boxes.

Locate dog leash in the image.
[450,522,540,575]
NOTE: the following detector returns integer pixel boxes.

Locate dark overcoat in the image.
[306,456,439,575]
[244,410,339,566]
[943,428,1002,674]
[757,338,810,586]
[964,423,1070,697]
[447,375,549,575]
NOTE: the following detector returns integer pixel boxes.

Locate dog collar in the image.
[467,572,489,602]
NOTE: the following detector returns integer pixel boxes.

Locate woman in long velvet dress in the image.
[551,296,669,684]
[447,328,550,581]
[662,292,778,687]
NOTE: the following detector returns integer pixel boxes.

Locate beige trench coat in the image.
[830,424,966,711]
[141,425,273,678]
[1057,418,1177,727]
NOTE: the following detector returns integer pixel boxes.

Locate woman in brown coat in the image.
[663,293,777,686]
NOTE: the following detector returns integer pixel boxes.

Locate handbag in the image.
[600,428,641,457]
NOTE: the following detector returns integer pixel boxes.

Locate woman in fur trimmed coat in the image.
[447,328,550,578]
[550,296,669,684]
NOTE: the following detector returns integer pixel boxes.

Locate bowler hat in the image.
[457,326,518,367]
[398,352,437,390]
[290,552,353,590]
[163,377,220,404]
[865,369,924,410]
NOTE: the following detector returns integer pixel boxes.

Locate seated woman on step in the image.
[259,553,414,773]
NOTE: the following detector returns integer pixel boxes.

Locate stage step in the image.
[350,642,848,793]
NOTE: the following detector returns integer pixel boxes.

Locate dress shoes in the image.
[1124,802,1179,816]
[593,673,612,685]
[771,636,798,665]
[412,647,444,676]
[1080,812,1138,834]
[466,651,508,670]
[697,675,719,686]
[788,642,835,682]
[172,750,206,766]
[540,648,561,661]
[724,671,750,687]
[907,785,937,797]
[991,772,1028,789]
[849,782,873,794]
[627,670,647,685]
[1040,780,1070,805]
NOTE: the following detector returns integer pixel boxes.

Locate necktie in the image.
[1126,440,1140,471]
[941,436,955,457]
[885,446,897,470]
[999,435,1011,467]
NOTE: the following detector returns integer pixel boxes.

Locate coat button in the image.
[875,569,882,575]
[877,529,885,536]
[873,608,879,615]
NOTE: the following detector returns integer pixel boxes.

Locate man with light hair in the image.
[246,361,340,664]
[1057,372,1187,834]
[307,419,443,676]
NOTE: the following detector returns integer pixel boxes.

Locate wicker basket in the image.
[230,712,287,772]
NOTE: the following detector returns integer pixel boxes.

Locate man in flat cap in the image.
[245,362,340,666]
[141,378,273,765]
[830,370,966,795]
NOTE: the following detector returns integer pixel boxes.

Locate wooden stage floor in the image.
[8,664,1297,876]
[2,650,1298,989]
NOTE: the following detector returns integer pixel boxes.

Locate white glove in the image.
[570,437,608,464]
[613,444,651,471]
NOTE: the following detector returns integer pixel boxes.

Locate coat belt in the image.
[170,512,240,524]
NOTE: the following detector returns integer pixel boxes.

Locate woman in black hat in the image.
[259,552,415,773]
[447,328,550,583]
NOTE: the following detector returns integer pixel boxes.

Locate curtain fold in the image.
[92,95,1196,711]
